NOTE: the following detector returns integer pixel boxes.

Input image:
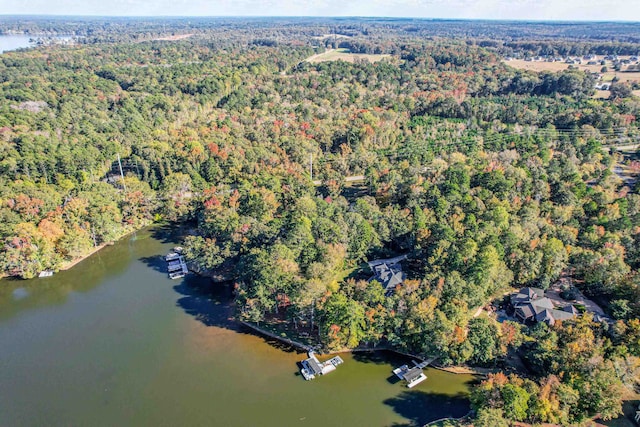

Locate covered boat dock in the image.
[165,249,188,279]
[300,352,344,380]
[393,360,430,388]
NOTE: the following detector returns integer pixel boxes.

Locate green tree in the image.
[467,317,501,365]
[474,408,509,427]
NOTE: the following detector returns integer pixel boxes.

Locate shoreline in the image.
[240,320,488,376]
[239,321,315,352]
[1,224,156,280]
[59,227,145,272]
[59,242,110,271]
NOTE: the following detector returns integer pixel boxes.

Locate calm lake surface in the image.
[0,35,34,53]
[0,226,476,427]
[0,35,73,54]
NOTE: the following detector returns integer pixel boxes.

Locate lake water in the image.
[0,35,34,54]
[0,226,476,426]
[0,34,73,54]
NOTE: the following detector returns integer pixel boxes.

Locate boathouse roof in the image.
[305,357,324,376]
[402,367,424,383]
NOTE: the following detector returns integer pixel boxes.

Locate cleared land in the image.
[504,59,640,99]
[153,33,194,41]
[311,34,352,40]
[505,59,640,82]
[305,48,391,64]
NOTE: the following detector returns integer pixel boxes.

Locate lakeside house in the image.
[367,255,407,295]
[511,287,578,326]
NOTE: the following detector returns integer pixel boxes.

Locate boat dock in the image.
[300,352,344,380]
[165,248,188,279]
[393,359,432,388]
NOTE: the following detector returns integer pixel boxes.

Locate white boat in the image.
[301,367,315,380]
[165,252,180,262]
[38,270,54,278]
[169,271,186,280]
[393,364,409,379]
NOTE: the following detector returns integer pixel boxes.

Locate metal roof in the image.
[304,357,324,376]
[402,367,424,383]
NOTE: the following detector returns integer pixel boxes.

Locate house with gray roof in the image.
[511,287,578,326]
[368,255,407,295]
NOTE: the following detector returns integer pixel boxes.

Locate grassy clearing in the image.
[305,48,391,64]
[504,59,640,83]
[594,89,612,99]
[152,33,194,41]
[311,34,352,41]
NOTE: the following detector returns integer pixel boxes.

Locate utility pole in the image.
[309,153,313,182]
[117,153,127,192]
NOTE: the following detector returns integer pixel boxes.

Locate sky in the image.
[2,0,640,21]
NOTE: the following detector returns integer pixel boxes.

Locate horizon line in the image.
[0,14,639,24]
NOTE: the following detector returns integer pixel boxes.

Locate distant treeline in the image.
[498,41,640,57]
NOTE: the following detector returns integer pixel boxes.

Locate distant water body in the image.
[0,34,73,54]
[0,35,34,53]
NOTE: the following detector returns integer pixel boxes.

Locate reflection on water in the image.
[0,225,475,427]
[12,287,29,300]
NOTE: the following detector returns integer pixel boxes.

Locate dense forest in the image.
[1,17,640,425]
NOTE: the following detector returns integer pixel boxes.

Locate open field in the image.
[311,34,352,40]
[594,90,611,99]
[305,48,391,64]
[504,59,640,83]
[153,33,194,41]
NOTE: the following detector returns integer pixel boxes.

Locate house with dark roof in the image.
[511,287,578,326]
[368,255,407,294]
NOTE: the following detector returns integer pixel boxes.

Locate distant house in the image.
[511,287,578,326]
[368,255,407,295]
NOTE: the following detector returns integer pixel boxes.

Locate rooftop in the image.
[368,255,408,294]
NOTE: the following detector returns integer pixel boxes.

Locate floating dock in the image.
[165,248,188,279]
[38,270,54,278]
[393,360,428,388]
[300,352,344,380]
